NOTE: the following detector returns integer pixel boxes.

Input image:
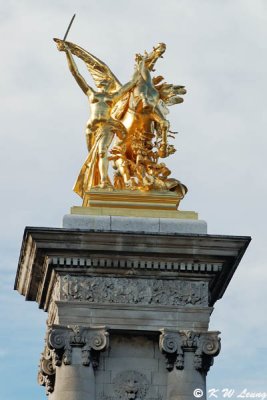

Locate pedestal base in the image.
[15,220,251,400]
[80,189,193,219]
[63,214,207,234]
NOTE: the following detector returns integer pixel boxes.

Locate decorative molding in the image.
[38,325,109,394]
[47,300,57,326]
[159,332,184,370]
[52,278,60,302]
[51,256,222,273]
[60,275,209,306]
[38,325,108,394]
[38,345,55,395]
[159,330,220,373]
[48,325,109,368]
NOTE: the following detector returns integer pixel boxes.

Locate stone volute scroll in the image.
[38,346,56,396]
[48,325,109,367]
[193,331,221,372]
[38,325,109,399]
[159,330,221,373]
[159,331,184,371]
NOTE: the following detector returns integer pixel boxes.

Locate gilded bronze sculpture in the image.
[54,35,187,206]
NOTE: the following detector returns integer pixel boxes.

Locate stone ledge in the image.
[62,215,207,234]
[14,227,251,308]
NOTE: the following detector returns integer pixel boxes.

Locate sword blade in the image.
[63,14,76,41]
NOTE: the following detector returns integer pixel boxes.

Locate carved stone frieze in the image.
[60,275,209,306]
[159,330,220,373]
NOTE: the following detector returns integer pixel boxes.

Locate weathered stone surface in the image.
[96,335,166,400]
[15,227,250,310]
[15,224,250,400]
[39,325,109,399]
[62,214,207,234]
[159,218,207,234]
[60,275,209,306]
[159,330,220,373]
[63,214,111,231]
[55,302,211,331]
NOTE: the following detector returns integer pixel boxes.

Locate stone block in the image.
[152,371,167,386]
[109,335,155,358]
[158,385,167,399]
[62,214,208,234]
[159,218,207,234]
[56,302,211,332]
[111,216,160,233]
[62,214,111,230]
[96,370,112,384]
[107,357,158,375]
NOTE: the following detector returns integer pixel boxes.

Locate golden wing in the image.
[55,38,122,92]
[68,40,132,118]
[154,82,187,106]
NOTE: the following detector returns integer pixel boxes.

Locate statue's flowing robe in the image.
[73,131,104,198]
[73,120,124,197]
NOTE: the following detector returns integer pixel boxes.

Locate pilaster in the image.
[38,325,109,400]
[159,330,220,400]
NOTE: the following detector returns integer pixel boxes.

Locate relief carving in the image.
[99,370,162,400]
[159,332,184,370]
[60,275,208,306]
[113,370,149,400]
[38,325,109,394]
[48,325,109,368]
[38,345,56,395]
[159,330,220,373]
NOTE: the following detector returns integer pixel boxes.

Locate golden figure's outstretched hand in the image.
[54,38,68,52]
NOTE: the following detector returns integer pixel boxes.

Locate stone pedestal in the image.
[15,216,250,400]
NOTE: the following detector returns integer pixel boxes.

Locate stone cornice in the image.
[14,227,251,309]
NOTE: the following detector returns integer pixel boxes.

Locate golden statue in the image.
[54,34,188,209]
[54,39,139,195]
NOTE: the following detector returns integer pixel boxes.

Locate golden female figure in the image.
[54,39,138,195]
